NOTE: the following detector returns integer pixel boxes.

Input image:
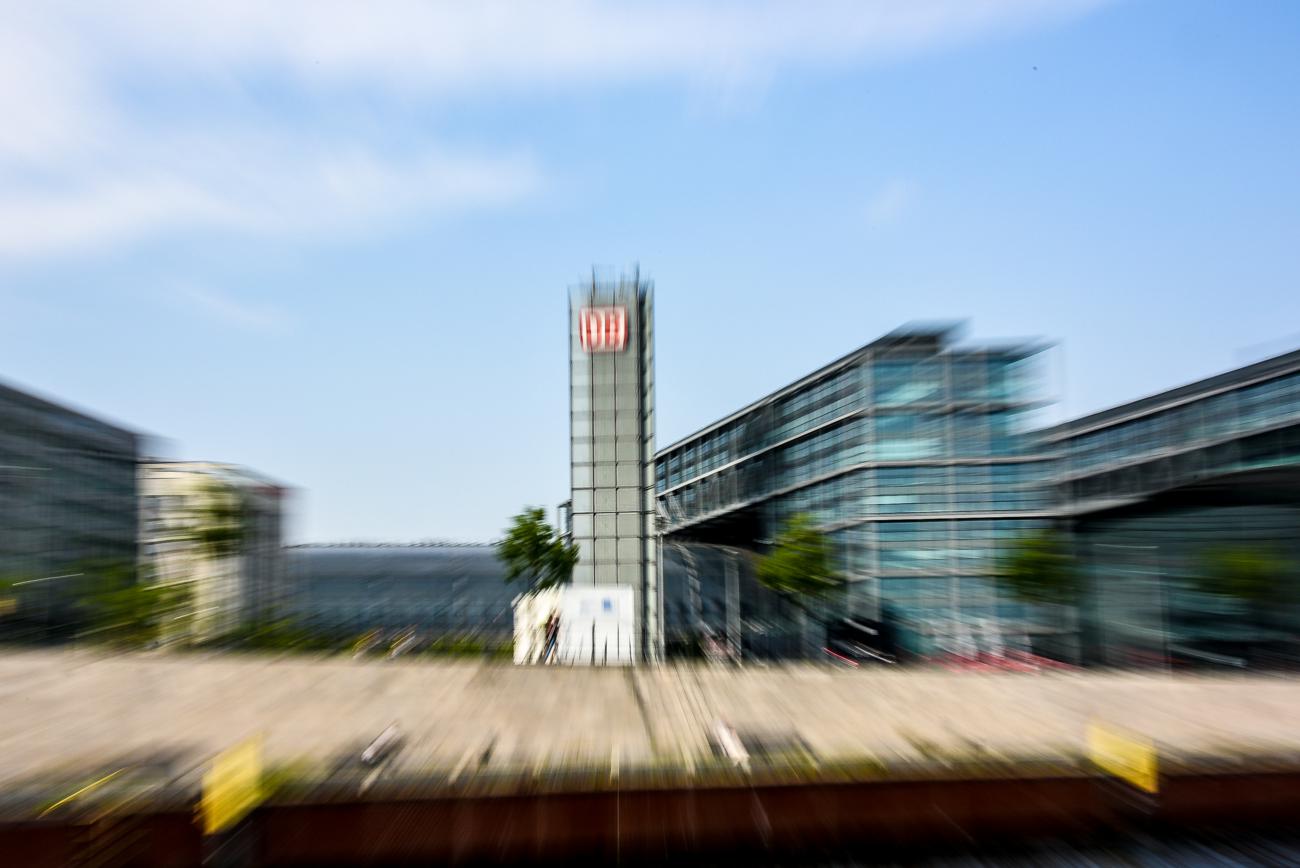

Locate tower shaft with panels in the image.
[568,269,661,662]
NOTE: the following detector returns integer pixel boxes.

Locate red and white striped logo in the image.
[578,306,627,352]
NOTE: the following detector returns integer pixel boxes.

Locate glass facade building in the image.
[661,541,823,660]
[1046,349,1300,514]
[568,271,661,661]
[655,324,1054,655]
[0,379,139,640]
[283,544,518,640]
[1045,348,1300,668]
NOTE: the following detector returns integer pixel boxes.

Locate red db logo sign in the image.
[579,306,627,352]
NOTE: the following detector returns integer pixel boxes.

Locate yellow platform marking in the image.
[1088,721,1158,794]
[199,736,263,835]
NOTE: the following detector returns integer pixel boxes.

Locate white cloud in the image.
[71,0,1108,93]
[0,0,1110,259]
[0,138,542,258]
[177,285,288,334]
[0,180,229,258]
[865,178,917,227]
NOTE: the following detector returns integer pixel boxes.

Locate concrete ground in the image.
[1,650,1299,789]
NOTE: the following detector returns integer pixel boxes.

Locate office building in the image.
[0,379,139,640]
[661,541,768,658]
[1045,348,1300,667]
[656,323,1055,657]
[140,461,288,640]
[283,543,516,641]
[568,269,661,662]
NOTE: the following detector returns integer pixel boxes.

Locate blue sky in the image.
[2,1,1298,542]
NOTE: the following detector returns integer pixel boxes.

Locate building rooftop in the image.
[0,377,139,444]
[657,321,1049,456]
[1043,346,1300,441]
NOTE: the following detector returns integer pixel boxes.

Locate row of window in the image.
[873,355,1035,406]
[0,471,135,500]
[865,490,1051,514]
[660,409,1044,498]
[775,419,870,488]
[0,403,134,454]
[770,473,863,527]
[659,352,1043,490]
[1066,426,1300,504]
[773,368,860,440]
[661,455,1053,528]
[875,463,1045,489]
[1066,370,1300,472]
[870,575,1031,626]
[877,547,1010,573]
[874,519,1047,539]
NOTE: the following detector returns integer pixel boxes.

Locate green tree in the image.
[140,582,193,644]
[995,530,1081,663]
[1194,545,1294,656]
[1194,545,1292,605]
[497,507,579,591]
[77,562,193,648]
[757,514,843,657]
[757,514,843,599]
[192,481,248,560]
[995,529,1080,606]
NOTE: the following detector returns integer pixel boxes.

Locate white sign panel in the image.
[558,585,635,665]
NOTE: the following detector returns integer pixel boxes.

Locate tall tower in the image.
[568,268,661,662]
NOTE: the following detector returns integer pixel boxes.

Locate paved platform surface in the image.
[1,650,1299,788]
